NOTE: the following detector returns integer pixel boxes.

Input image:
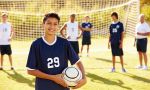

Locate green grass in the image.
[0,37,150,90]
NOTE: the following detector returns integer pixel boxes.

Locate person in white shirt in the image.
[134,14,150,70]
[0,12,14,70]
[60,14,83,55]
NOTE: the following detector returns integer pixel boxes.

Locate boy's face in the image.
[85,16,89,22]
[70,16,75,22]
[111,16,117,21]
[140,16,145,23]
[2,15,8,22]
[43,17,59,35]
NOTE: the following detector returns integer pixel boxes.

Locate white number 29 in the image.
[47,57,60,68]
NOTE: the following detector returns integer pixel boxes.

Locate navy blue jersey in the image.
[109,22,124,44]
[26,36,79,90]
[81,22,93,37]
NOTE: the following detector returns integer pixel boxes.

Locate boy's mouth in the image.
[48,29,55,32]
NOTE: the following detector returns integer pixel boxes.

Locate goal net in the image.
[0,0,140,40]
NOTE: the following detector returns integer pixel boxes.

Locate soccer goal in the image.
[0,0,140,40]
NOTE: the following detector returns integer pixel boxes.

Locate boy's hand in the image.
[119,43,123,48]
[108,42,110,49]
[72,78,87,89]
[53,74,68,88]
[77,36,81,39]
[8,37,12,41]
[67,36,71,39]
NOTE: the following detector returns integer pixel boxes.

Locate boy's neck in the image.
[2,21,7,23]
[44,34,56,44]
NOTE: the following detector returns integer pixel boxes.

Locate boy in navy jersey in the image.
[26,13,86,90]
[108,12,126,72]
[80,16,93,57]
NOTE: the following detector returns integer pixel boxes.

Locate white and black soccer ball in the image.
[62,66,82,87]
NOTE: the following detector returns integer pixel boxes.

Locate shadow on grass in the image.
[86,72,132,90]
[2,70,35,87]
[95,58,127,65]
[117,72,150,83]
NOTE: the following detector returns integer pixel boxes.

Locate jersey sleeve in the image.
[89,23,93,28]
[26,41,38,69]
[66,41,79,65]
[120,23,124,33]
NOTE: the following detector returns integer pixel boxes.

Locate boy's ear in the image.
[42,23,45,29]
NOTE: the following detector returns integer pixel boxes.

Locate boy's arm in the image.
[134,38,136,47]
[27,69,68,87]
[77,25,83,39]
[137,32,150,36]
[72,61,87,89]
[108,34,111,49]
[82,28,92,31]
[9,26,14,41]
[119,31,124,48]
[60,24,67,39]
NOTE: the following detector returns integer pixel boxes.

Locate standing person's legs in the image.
[143,53,147,66]
[6,45,13,70]
[0,55,4,70]
[112,56,116,69]
[81,45,84,54]
[0,45,4,70]
[8,55,14,70]
[8,55,13,67]
[120,56,124,68]
[138,51,143,66]
[87,45,89,55]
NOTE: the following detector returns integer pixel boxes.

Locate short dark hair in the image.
[43,13,60,24]
[70,14,76,17]
[111,12,118,19]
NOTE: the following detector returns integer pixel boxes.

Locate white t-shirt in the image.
[135,22,150,39]
[0,22,12,45]
[66,21,79,41]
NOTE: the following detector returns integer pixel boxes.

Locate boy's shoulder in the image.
[57,36,68,43]
[31,37,43,46]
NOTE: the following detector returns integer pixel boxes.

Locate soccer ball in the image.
[62,66,82,87]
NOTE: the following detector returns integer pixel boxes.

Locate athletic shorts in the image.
[82,36,91,45]
[111,42,123,56]
[136,38,147,53]
[69,41,79,54]
[0,45,12,55]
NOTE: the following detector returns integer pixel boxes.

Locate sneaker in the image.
[110,68,115,72]
[142,66,148,70]
[87,53,89,57]
[136,65,143,69]
[122,68,126,72]
[11,67,14,70]
[0,67,3,70]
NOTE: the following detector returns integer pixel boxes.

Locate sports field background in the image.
[0,37,150,90]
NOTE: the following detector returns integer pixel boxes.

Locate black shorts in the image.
[82,36,91,45]
[69,41,79,54]
[111,42,123,56]
[0,45,12,55]
[136,38,147,53]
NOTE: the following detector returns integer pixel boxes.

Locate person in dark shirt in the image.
[80,16,93,57]
[108,12,126,72]
[26,13,87,90]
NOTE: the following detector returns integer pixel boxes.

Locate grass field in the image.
[0,37,150,90]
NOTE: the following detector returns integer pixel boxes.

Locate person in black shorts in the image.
[80,16,93,57]
[60,14,83,55]
[134,14,150,70]
[0,12,14,70]
[108,12,126,72]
